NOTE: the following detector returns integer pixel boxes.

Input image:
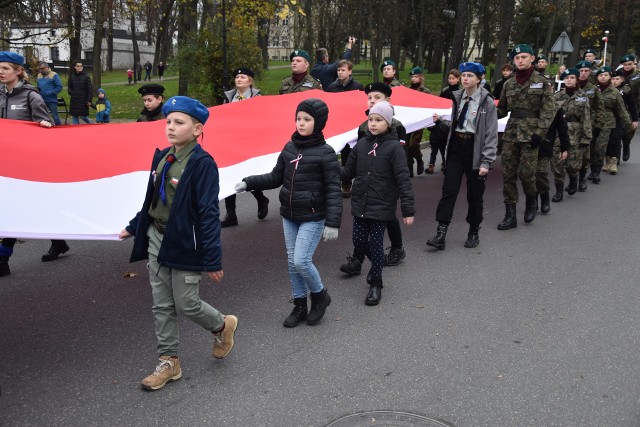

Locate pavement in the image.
[2,138,640,426]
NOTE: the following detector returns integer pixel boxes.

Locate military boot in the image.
[552,181,564,202]
[416,158,425,175]
[524,196,537,224]
[578,169,588,191]
[426,222,448,250]
[540,192,551,214]
[497,204,517,230]
[220,210,239,227]
[591,166,601,185]
[256,194,269,220]
[609,157,618,175]
[602,157,610,172]
[567,175,578,195]
[306,289,331,325]
[0,256,10,277]
[464,226,480,248]
[283,297,307,328]
[623,141,631,161]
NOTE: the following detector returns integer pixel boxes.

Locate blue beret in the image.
[162,96,210,125]
[575,60,593,70]
[380,59,397,72]
[459,62,486,76]
[290,50,310,62]
[0,51,25,66]
[409,67,424,75]
[620,54,636,64]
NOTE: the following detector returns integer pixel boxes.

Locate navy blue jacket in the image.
[126,144,222,271]
[311,49,353,90]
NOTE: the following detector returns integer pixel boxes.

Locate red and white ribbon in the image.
[290,153,303,170]
[368,143,378,156]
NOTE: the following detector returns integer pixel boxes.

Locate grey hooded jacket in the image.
[0,81,51,123]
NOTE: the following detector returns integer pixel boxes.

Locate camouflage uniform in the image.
[622,71,640,152]
[553,89,592,178]
[279,74,322,94]
[497,70,555,203]
[592,85,631,167]
[406,84,432,174]
[386,78,403,87]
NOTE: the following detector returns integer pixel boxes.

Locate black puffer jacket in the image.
[68,70,92,116]
[243,135,342,228]
[341,129,415,221]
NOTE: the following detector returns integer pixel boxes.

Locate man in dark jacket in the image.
[68,60,92,124]
[326,59,364,92]
[312,37,355,90]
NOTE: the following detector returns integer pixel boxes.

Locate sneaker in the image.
[339,255,362,275]
[141,356,182,391]
[384,247,406,266]
[212,315,238,359]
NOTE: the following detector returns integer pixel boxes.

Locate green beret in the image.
[537,55,548,61]
[620,54,636,63]
[509,44,534,60]
[583,49,597,58]
[595,66,612,75]
[574,60,593,70]
[560,68,580,80]
[290,49,310,62]
[409,67,424,76]
[380,59,397,72]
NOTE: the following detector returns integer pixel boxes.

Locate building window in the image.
[272,37,279,47]
[282,19,288,26]
[84,51,93,62]
[282,38,289,48]
[50,29,56,37]
[50,47,60,61]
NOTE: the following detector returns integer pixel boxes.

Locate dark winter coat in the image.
[326,76,364,92]
[243,135,342,228]
[125,144,223,271]
[68,70,92,116]
[341,129,415,221]
[440,84,460,100]
[311,48,353,90]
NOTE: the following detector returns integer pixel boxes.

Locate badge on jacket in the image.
[530,83,543,89]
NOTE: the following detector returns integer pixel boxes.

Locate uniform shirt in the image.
[279,74,322,94]
[456,89,482,134]
[148,139,198,224]
[554,89,592,146]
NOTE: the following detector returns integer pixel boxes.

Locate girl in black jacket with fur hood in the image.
[236,99,342,328]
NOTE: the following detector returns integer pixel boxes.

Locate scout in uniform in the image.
[137,83,165,122]
[380,59,402,87]
[406,67,431,176]
[279,50,322,94]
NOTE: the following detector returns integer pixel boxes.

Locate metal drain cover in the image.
[326,411,452,427]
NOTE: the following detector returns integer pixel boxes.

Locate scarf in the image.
[514,66,535,85]
[291,131,325,148]
[565,86,577,96]
[292,72,307,84]
[578,79,589,89]
[597,82,611,92]
[383,77,394,86]
[410,83,421,90]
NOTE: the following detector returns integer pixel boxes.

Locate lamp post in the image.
[602,30,610,66]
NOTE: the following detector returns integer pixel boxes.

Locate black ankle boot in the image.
[41,241,70,262]
[552,181,564,202]
[578,169,588,191]
[540,192,550,214]
[591,166,601,184]
[256,195,269,220]
[365,278,383,306]
[497,203,517,230]
[623,142,630,161]
[307,289,331,325]
[464,226,480,248]
[221,211,239,227]
[339,255,362,275]
[283,297,307,327]
[0,256,10,277]
[416,158,425,175]
[567,175,578,195]
[426,222,448,250]
[524,196,537,223]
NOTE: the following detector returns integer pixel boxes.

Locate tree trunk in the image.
[302,0,314,54]
[257,18,270,69]
[107,9,114,71]
[543,6,558,58]
[68,0,82,65]
[153,0,175,76]
[444,0,470,86]
[92,0,106,89]
[130,11,140,83]
[177,0,198,95]
[492,0,515,86]
[567,0,586,66]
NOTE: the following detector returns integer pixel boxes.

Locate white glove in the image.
[322,226,339,242]
[234,182,247,193]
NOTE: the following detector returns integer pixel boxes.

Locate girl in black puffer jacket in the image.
[238,99,342,328]
[340,101,415,306]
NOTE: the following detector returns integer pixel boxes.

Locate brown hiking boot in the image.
[213,315,238,359]
[602,157,610,172]
[141,356,182,391]
[609,157,618,175]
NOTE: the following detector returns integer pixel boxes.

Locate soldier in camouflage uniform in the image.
[536,55,553,82]
[406,67,431,176]
[619,54,640,161]
[583,49,601,84]
[611,69,639,163]
[279,50,322,94]
[594,67,631,175]
[380,59,403,87]
[575,60,606,187]
[496,44,555,229]
[552,68,592,198]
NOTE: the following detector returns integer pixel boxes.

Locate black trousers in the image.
[224,191,265,211]
[435,135,485,228]
[606,125,623,157]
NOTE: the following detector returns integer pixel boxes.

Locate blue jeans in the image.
[45,101,61,125]
[72,115,91,124]
[282,218,325,298]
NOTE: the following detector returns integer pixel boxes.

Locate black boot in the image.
[416,158,425,175]
[307,289,331,325]
[41,241,70,262]
[0,256,10,277]
[524,196,537,223]
[540,192,550,214]
[497,204,517,230]
[426,222,448,250]
[256,195,269,220]
[365,278,383,306]
[567,175,578,195]
[552,181,564,202]
[464,226,480,248]
[220,210,239,227]
[623,141,630,161]
[591,166,601,184]
[578,169,588,191]
[283,297,307,328]
[339,255,362,275]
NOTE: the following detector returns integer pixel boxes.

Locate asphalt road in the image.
[2,139,640,427]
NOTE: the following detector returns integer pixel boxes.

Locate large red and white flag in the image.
[0,87,466,240]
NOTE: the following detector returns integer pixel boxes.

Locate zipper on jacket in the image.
[288,149,303,218]
[193,225,197,250]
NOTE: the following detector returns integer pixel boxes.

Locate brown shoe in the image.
[141,356,182,391]
[212,315,238,359]
[426,164,435,174]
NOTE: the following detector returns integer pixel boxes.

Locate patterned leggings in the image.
[352,217,387,281]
